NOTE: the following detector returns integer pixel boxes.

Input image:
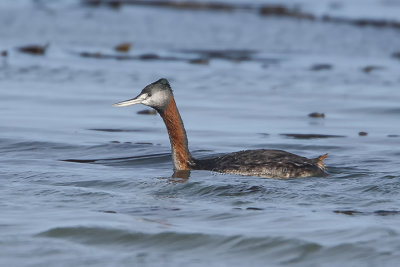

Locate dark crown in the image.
[155,78,170,88]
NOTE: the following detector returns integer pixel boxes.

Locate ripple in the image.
[89,128,155,133]
[155,181,269,199]
[0,139,77,153]
[334,210,400,216]
[37,226,323,262]
[280,133,346,139]
[197,184,266,197]
[37,225,397,265]
[54,179,134,189]
[62,152,171,166]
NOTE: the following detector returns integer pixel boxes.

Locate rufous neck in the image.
[159,96,192,170]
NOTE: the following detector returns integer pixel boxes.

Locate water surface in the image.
[1,1,400,266]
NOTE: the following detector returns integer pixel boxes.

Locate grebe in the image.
[113,78,328,178]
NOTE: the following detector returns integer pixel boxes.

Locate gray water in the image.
[1,1,400,266]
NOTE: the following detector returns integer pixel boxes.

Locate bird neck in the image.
[159,96,192,170]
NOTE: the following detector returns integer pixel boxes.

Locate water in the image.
[1,0,400,266]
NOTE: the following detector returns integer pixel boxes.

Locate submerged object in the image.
[113,78,328,178]
[17,44,48,55]
[114,42,132,52]
[308,112,325,118]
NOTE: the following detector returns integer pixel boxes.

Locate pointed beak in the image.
[112,93,147,107]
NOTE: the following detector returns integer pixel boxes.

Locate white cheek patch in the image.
[143,91,169,108]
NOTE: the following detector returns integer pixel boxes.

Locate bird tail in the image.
[315,153,328,170]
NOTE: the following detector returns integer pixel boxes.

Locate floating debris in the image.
[82,0,241,11]
[393,52,400,59]
[81,1,400,29]
[137,109,157,115]
[77,50,264,64]
[310,64,332,71]
[108,1,122,9]
[17,44,48,55]
[1,50,7,57]
[281,133,345,139]
[259,5,315,20]
[139,53,160,60]
[322,15,400,29]
[79,51,181,61]
[189,58,210,65]
[308,112,325,118]
[334,210,400,216]
[362,65,384,73]
[334,210,362,216]
[89,128,145,132]
[180,49,256,61]
[388,134,399,138]
[82,1,314,21]
[135,142,153,145]
[114,42,132,52]
[101,210,117,214]
[374,210,400,216]
[90,128,125,132]
[246,207,264,211]
[110,141,120,143]
[80,51,106,58]
[358,131,368,136]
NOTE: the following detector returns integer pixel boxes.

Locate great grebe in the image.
[113,78,328,178]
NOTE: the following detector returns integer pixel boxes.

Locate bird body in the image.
[113,78,328,178]
[193,150,327,178]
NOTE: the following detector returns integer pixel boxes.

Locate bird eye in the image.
[147,92,152,97]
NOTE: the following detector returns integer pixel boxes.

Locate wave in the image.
[37,225,399,265]
[37,226,322,261]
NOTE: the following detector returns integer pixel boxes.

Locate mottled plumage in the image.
[193,149,327,178]
[113,78,328,178]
